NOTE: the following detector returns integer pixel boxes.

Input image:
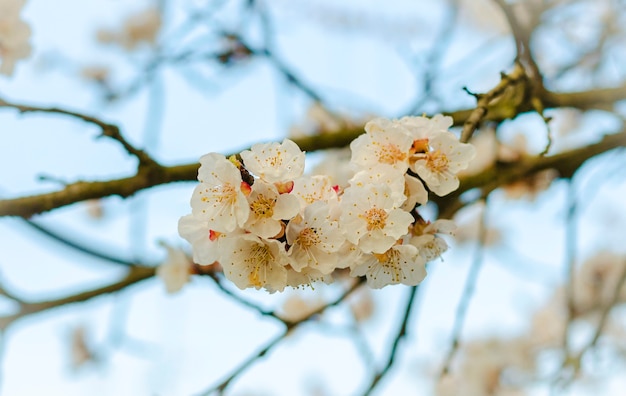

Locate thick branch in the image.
[542,84,626,111]
[437,129,626,218]
[1,90,625,218]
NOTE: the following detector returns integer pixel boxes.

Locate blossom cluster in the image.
[179,115,475,291]
[0,0,31,76]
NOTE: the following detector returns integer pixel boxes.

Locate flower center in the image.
[250,194,275,218]
[265,152,283,168]
[374,249,402,282]
[411,138,429,154]
[200,183,238,206]
[246,244,273,287]
[426,150,449,173]
[376,143,407,165]
[363,208,388,231]
[297,227,320,248]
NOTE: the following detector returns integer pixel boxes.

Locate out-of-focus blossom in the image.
[97,7,161,50]
[156,244,193,294]
[0,0,31,76]
[69,326,96,370]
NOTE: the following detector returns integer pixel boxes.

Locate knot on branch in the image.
[460,62,541,143]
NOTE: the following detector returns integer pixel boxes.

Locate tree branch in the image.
[460,62,530,143]
[0,266,156,330]
[21,219,141,267]
[197,278,365,396]
[360,285,419,396]
[0,97,160,169]
[1,93,625,218]
[439,198,489,378]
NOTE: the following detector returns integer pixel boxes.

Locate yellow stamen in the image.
[376,143,407,165]
[362,208,388,231]
[250,194,275,218]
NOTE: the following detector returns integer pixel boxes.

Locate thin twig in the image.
[439,198,489,378]
[259,46,322,103]
[405,0,459,115]
[460,62,529,143]
[360,285,419,396]
[196,278,365,396]
[580,259,626,354]
[0,97,160,169]
[562,181,578,354]
[491,0,543,85]
[0,266,156,330]
[206,273,286,323]
[21,219,141,267]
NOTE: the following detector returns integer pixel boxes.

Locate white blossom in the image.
[349,165,406,207]
[191,153,250,233]
[290,175,339,208]
[351,244,426,289]
[363,117,411,135]
[350,124,413,173]
[220,234,290,292]
[156,244,193,294]
[244,180,300,238]
[285,265,333,289]
[400,113,453,140]
[402,174,428,211]
[0,0,31,76]
[178,114,468,291]
[311,148,354,189]
[411,132,475,196]
[286,201,345,274]
[178,214,228,265]
[240,139,305,183]
[335,240,365,270]
[340,184,413,254]
[410,219,456,261]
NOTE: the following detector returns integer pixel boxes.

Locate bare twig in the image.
[460,63,529,143]
[579,259,626,356]
[439,198,489,378]
[562,181,579,354]
[491,0,543,84]
[405,0,460,115]
[0,266,156,330]
[20,219,141,267]
[206,273,286,323]
[360,285,419,396]
[197,278,365,396]
[0,97,160,169]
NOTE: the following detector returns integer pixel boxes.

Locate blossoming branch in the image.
[177,115,476,291]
